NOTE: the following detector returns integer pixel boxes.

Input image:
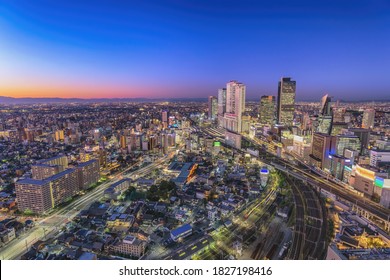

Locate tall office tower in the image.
[309,132,335,169]
[317,94,333,135]
[259,95,276,126]
[320,94,332,116]
[362,109,375,129]
[301,113,311,131]
[277,77,296,126]
[217,88,227,115]
[162,110,169,128]
[224,80,246,132]
[208,96,218,120]
[217,88,227,127]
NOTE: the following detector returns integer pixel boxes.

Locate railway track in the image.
[287,177,327,259]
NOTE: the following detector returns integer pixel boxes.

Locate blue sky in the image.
[0,0,389,100]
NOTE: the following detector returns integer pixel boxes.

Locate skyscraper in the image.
[319,94,332,116]
[223,81,246,132]
[217,88,227,127]
[259,95,275,126]
[362,109,375,129]
[277,77,296,126]
[317,94,333,135]
[208,96,218,120]
[217,88,227,116]
[309,132,335,169]
[162,110,169,128]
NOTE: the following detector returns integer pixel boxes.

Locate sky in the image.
[0,0,389,101]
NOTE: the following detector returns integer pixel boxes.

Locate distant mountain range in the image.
[1,96,389,104]
[0,96,208,104]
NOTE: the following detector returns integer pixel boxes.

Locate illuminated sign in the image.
[344,166,352,171]
[356,165,375,180]
[213,141,221,147]
[374,177,384,188]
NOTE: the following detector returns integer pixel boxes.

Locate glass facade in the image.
[277,77,296,126]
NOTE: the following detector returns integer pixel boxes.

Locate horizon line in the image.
[1,95,390,104]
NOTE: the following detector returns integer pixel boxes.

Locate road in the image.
[0,152,175,260]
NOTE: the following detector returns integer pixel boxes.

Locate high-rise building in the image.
[31,164,65,180]
[319,94,332,116]
[301,113,311,131]
[332,107,346,123]
[217,88,227,127]
[55,130,65,141]
[77,159,100,190]
[277,77,296,126]
[37,155,68,169]
[15,179,52,214]
[309,132,335,169]
[120,135,127,149]
[362,109,375,129]
[48,169,80,206]
[208,96,218,120]
[162,110,169,128]
[259,95,275,126]
[16,168,79,214]
[222,81,246,132]
[217,88,227,116]
[317,94,333,135]
[334,135,361,156]
[348,128,370,153]
[31,155,68,180]
[16,155,100,214]
[98,149,107,168]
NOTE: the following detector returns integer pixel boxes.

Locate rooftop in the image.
[170,223,192,238]
[17,178,48,186]
[78,159,98,168]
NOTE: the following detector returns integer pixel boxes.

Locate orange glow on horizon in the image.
[0,84,173,99]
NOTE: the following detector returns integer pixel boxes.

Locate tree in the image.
[146,180,176,201]
[327,220,335,243]
[23,209,34,216]
[123,186,136,201]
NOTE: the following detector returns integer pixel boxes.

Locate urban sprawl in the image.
[0,78,390,260]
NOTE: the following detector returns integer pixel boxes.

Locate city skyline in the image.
[1,0,390,100]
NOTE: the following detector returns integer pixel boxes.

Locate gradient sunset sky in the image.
[1,0,389,100]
